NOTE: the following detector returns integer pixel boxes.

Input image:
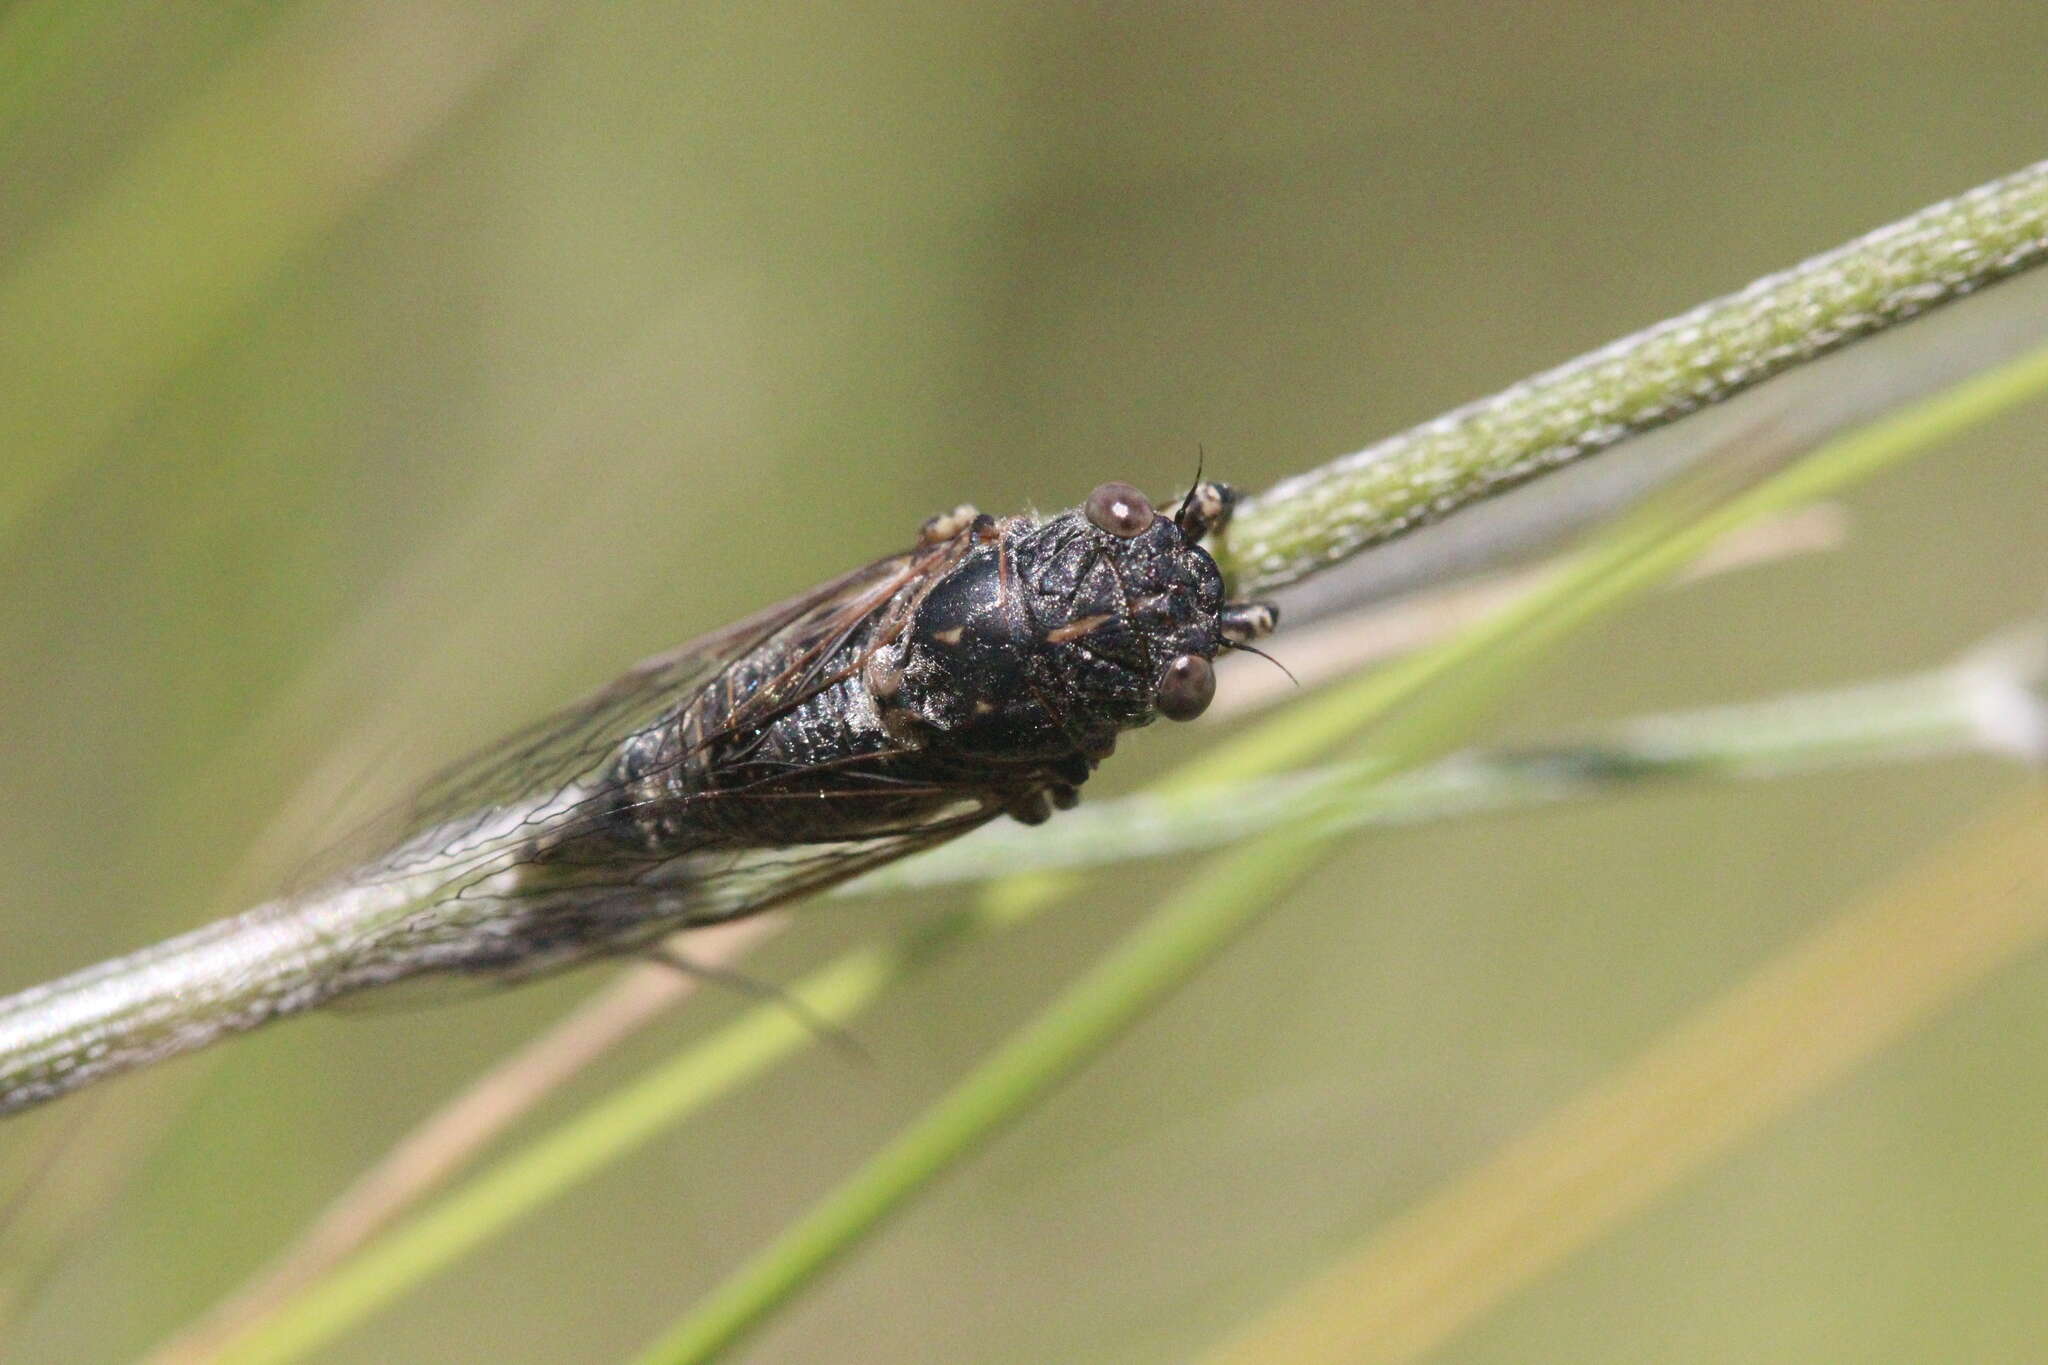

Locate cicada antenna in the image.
[1228,640,1297,686]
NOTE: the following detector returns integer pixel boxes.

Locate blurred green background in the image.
[3,3,2046,1362]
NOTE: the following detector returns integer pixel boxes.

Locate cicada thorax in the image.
[594,479,1275,857]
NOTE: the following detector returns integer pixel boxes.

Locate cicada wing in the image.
[253,517,1016,1007]
[317,803,999,1017]
[287,547,924,902]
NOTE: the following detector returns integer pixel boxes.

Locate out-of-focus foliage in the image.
[1,5,2045,1362]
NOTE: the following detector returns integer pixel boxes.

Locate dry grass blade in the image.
[143,915,782,1365]
[1202,791,2048,1365]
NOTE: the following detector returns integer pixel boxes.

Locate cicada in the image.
[0,480,1275,1114]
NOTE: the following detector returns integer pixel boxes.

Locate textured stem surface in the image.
[1223,160,2048,593]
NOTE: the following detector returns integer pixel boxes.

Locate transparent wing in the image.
[292,547,929,901]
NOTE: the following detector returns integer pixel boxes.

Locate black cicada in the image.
[0,480,1275,1114]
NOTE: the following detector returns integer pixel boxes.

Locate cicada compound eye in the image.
[1084,481,1155,538]
[1155,653,1216,722]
